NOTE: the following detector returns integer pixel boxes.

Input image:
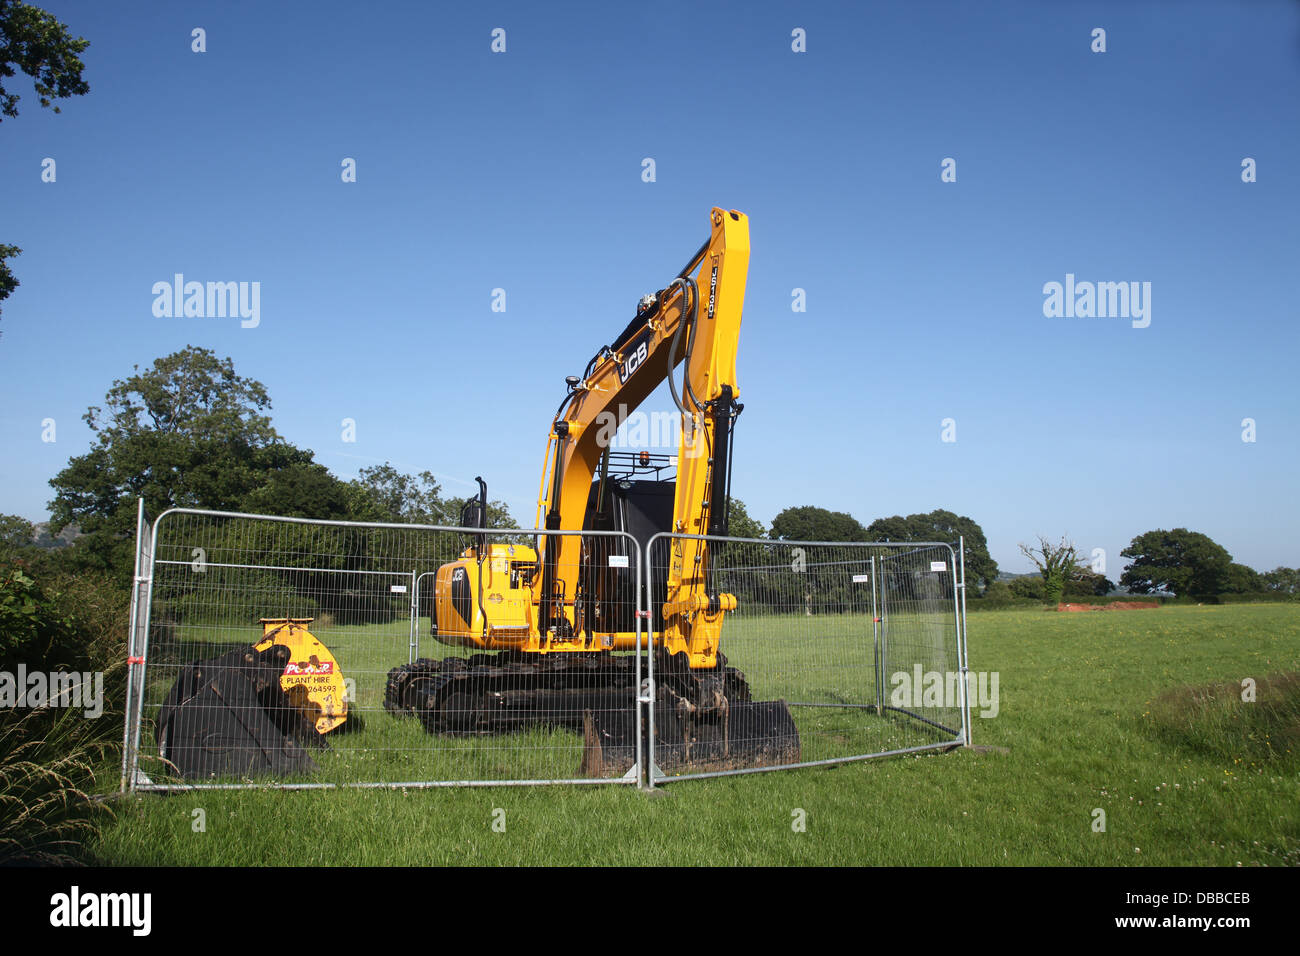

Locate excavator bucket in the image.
[156,644,325,780]
[578,652,800,777]
[581,698,801,778]
[254,618,349,734]
[649,698,801,772]
[155,619,350,781]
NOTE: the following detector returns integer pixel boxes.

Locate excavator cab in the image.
[581,450,674,633]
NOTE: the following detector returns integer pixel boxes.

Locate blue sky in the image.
[1,0,1297,576]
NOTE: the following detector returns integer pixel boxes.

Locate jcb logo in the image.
[452,568,467,582]
[618,337,649,384]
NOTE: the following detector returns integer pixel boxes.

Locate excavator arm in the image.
[535,207,750,667]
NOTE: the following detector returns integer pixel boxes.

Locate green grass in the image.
[93,604,1300,865]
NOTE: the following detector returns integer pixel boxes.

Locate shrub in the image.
[0,559,129,864]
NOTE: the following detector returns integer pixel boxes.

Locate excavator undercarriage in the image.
[383,648,799,776]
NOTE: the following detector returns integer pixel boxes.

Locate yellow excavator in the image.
[385,208,799,773]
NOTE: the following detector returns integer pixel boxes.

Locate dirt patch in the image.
[1057,601,1160,612]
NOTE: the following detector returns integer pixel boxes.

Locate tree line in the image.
[733,509,1296,605]
[4,347,1296,611]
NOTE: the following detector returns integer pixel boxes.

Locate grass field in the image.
[93,604,1299,866]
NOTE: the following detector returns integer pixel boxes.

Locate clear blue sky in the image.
[1,0,1297,577]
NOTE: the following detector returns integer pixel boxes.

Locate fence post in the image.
[120,498,148,792]
[408,569,418,664]
[957,536,972,746]
[121,499,157,792]
[871,555,882,715]
[635,539,647,790]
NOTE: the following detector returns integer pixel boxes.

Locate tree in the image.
[981,579,1015,603]
[770,505,868,543]
[1120,528,1233,599]
[1064,567,1115,598]
[346,463,446,524]
[0,513,33,556]
[1008,575,1045,600]
[0,243,18,317]
[47,346,326,578]
[340,462,517,528]
[441,492,516,530]
[1,3,91,333]
[1222,562,1264,594]
[244,462,354,520]
[1018,535,1086,605]
[0,1,90,121]
[1262,567,1299,595]
[726,498,766,540]
[866,509,999,593]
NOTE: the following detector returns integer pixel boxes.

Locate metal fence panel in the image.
[123,508,642,790]
[644,533,969,784]
[877,543,967,740]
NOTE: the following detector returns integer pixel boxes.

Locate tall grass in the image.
[0,704,115,865]
[0,564,129,866]
[1147,672,1300,767]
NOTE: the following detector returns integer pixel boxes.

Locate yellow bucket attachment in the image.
[254,618,348,734]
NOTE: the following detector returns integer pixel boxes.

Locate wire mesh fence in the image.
[123,509,643,790]
[644,534,969,783]
[122,509,970,791]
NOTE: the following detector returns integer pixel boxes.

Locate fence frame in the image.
[410,570,438,664]
[122,505,973,792]
[122,507,644,792]
[875,542,966,738]
[120,498,153,792]
[643,532,972,787]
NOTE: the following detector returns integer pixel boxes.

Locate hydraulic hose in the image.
[682,279,703,411]
[665,276,699,422]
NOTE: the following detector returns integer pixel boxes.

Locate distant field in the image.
[95,604,1300,866]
